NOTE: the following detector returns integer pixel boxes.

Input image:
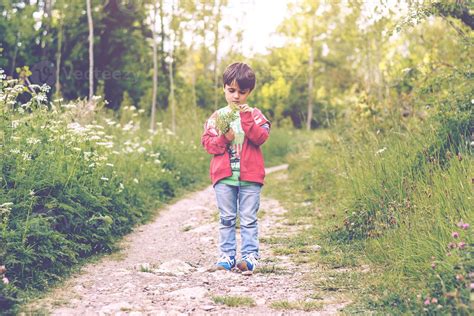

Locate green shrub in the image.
[0,71,209,312]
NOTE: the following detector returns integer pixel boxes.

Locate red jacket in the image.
[201,108,271,186]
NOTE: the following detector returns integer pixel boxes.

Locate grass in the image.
[256,264,288,274]
[270,300,323,311]
[211,295,256,307]
[264,110,473,314]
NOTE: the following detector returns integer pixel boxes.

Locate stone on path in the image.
[166,286,208,300]
[154,259,195,276]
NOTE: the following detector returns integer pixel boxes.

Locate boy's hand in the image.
[224,128,235,141]
[239,104,252,113]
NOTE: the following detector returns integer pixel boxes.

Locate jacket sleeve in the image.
[201,116,231,155]
[240,110,270,146]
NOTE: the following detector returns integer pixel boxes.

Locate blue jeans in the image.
[214,182,262,259]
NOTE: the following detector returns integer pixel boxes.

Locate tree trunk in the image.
[55,19,63,97]
[150,3,159,132]
[169,0,176,134]
[213,0,222,109]
[159,0,166,75]
[306,40,314,131]
[10,37,18,77]
[86,0,94,102]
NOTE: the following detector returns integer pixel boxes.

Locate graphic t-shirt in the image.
[216,106,253,186]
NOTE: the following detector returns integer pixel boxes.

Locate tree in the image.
[150,2,159,132]
[86,0,94,102]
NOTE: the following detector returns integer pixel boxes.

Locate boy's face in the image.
[223,80,251,106]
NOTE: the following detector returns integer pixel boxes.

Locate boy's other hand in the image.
[224,128,235,141]
[239,104,252,112]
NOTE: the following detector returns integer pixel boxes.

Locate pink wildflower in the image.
[451,231,459,238]
[462,223,469,230]
[431,298,438,304]
[2,277,8,285]
[424,298,430,305]
[470,283,474,290]
[458,242,466,249]
[448,242,456,249]
[431,263,436,269]
[457,220,464,228]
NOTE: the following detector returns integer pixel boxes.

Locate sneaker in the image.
[216,255,235,271]
[237,254,258,275]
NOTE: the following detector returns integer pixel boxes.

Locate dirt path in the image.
[25,165,349,315]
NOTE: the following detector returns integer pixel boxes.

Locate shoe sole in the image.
[237,261,255,275]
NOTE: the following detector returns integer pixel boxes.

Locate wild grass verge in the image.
[264,103,472,314]
[0,74,211,313]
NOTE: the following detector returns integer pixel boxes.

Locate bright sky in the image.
[226,0,289,56]
[220,0,409,58]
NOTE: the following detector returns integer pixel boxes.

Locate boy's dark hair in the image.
[223,62,256,91]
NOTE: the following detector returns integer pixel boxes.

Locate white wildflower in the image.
[154,159,161,164]
[72,147,82,152]
[10,149,20,154]
[22,153,31,161]
[89,135,101,141]
[68,122,86,134]
[122,122,134,131]
[376,147,387,155]
[100,177,109,181]
[11,120,20,128]
[138,109,145,114]
[88,163,95,168]
[26,137,41,145]
[40,84,51,93]
[106,163,114,167]
[133,178,139,184]
[35,94,48,103]
[96,142,114,148]
[137,147,146,153]
[105,119,116,126]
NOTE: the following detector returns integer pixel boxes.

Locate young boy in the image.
[201,62,270,275]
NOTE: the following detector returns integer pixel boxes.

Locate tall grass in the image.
[278,66,473,313]
[0,72,209,312]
